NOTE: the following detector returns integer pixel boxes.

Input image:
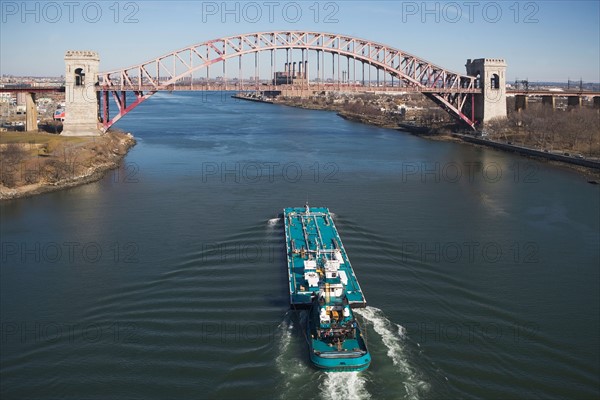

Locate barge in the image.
[283,204,370,371]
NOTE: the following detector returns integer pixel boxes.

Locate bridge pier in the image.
[465,58,507,125]
[567,96,582,108]
[515,95,528,111]
[25,93,38,131]
[62,50,102,136]
[541,95,556,109]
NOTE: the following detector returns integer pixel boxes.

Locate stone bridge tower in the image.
[62,51,101,136]
[465,58,507,125]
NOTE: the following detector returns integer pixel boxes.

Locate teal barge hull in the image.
[283,206,367,309]
[306,302,371,372]
[284,205,370,372]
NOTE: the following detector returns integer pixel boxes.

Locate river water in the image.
[1,92,599,399]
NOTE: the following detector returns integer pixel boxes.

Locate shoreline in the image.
[234,93,600,178]
[0,131,136,201]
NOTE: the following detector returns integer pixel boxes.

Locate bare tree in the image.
[0,144,27,187]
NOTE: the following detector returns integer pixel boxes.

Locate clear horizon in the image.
[1,0,599,82]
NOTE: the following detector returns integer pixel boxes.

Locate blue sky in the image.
[1,0,599,82]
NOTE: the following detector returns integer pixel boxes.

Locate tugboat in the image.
[283,204,371,371]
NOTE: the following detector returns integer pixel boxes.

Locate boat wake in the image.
[355,306,429,400]
[276,307,426,399]
[276,317,298,381]
[267,217,281,226]
[276,314,313,398]
[320,372,371,400]
[276,313,373,400]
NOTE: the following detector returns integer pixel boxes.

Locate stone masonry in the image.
[465,58,507,125]
[62,50,101,136]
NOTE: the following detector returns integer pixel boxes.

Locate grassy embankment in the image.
[0,131,136,200]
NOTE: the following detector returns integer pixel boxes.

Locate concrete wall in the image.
[465,58,507,125]
[455,134,600,170]
[25,93,38,131]
[16,92,26,106]
[62,50,101,136]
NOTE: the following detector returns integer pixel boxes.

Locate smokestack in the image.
[292,62,296,79]
[304,61,308,79]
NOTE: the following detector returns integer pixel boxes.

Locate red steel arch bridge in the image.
[97,31,481,131]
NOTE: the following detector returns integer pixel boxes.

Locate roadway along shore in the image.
[0,131,136,200]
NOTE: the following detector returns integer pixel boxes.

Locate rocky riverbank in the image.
[336,111,401,129]
[235,92,600,177]
[0,131,136,200]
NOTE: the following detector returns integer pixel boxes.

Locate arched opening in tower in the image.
[491,74,500,89]
[75,68,85,86]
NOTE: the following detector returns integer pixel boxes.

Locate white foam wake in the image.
[267,218,280,226]
[276,314,312,399]
[276,318,301,384]
[275,312,374,400]
[320,372,371,400]
[355,306,429,400]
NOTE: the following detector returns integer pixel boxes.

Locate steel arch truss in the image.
[98,31,480,131]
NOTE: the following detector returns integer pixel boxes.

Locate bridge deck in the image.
[507,90,600,96]
[5,86,598,97]
[93,85,482,94]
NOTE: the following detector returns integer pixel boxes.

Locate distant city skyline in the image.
[1,0,599,82]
